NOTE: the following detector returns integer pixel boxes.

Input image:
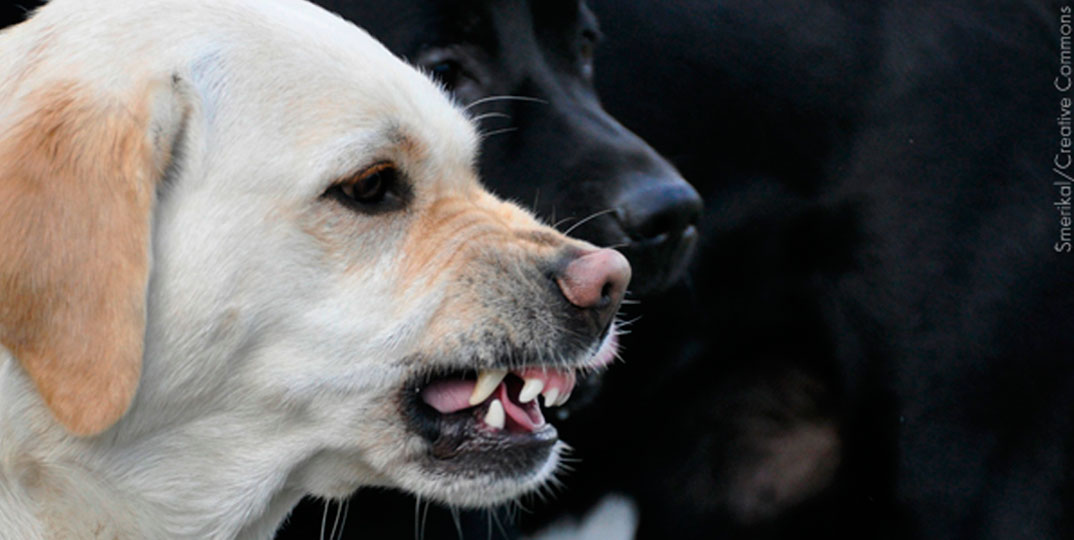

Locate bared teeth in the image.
[469,369,508,405]
[518,378,545,403]
[542,388,560,408]
[555,389,573,407]
[484,399,505,430]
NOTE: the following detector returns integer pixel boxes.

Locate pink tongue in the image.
[495,383,545,432]
[419,378,547,432]
[420,379,476,414]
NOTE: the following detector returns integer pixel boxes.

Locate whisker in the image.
[491,507,510,539]
[320,498,330,540]
[563,208,617,236]
[552,216,576,230]
[328,499,344,540]
[421,499,432,540]
[414,496,422,540]
[513,498,533,515]
[463,95,548,112]
[471,111,512,124]
[335,500,350,540]
[480,126,518,139]
[450,506,465,540]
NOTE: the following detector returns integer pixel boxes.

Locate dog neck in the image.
[0,347,340,539]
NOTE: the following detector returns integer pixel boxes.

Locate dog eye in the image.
[429,59,464,89]
[579,38,596,61]
[327,162,406,212]
[416,48,481,99]
[579,30,599,77]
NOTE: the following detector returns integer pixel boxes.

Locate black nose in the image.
[614,176,702,242]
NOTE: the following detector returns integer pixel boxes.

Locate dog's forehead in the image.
[21,0,479,177]
[200,0,481,184]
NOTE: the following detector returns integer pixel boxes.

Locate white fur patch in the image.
[528,494,640,540]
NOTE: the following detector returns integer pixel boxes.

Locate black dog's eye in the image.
[580,34,597,60]
[328,162,405,212]
[429,59,464,89]
[579,29,599,77]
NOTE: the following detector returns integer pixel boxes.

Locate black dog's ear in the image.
[0,78,187,436]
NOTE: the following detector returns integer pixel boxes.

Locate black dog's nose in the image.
[614,179,702,242]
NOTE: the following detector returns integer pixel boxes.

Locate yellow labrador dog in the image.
[0,0,629,537]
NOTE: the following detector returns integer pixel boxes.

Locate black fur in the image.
[0,2,40,28]
[531,1,1074,539]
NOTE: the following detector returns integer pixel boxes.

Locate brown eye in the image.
[327,162,408,213]
[579,30,599,78]
[580,41,595,61]
[341,162,392,204]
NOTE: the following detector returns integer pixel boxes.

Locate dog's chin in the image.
[392,331,620,507]
[395,438,565,508]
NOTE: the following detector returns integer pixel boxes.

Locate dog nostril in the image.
[556,248,632,327]
[600,282,613,305]
[615,180,702,242]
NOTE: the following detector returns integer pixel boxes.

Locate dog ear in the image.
[0,79,186,436]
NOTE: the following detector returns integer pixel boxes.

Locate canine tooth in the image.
[555,389,573,407]
[518,378,545,403]
[542,388,560,408]
[469,369,508,405]
[484,399,505,430]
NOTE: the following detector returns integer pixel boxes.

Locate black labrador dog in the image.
[523,1,1074,539]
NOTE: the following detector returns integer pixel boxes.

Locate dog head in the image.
[318,0,702,295]
[0,0,629,525]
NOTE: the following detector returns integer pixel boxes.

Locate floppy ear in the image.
[0,79,185,436]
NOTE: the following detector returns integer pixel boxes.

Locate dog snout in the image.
[613,176,703,243]
[555,248,631,330]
